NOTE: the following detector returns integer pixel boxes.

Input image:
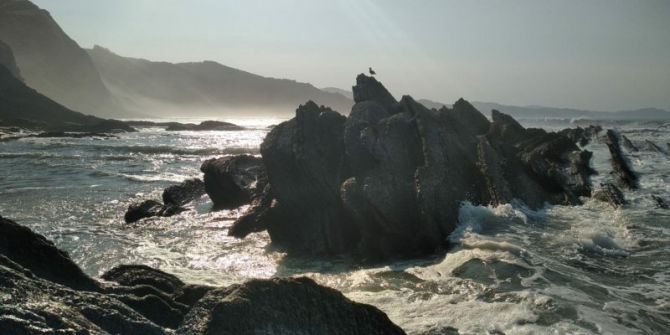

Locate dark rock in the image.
[1,218,401,333]
[228,185,275,238]
[0,215,99,291]
[559,125,602,146]
[33,131,117,139]
[645,140,665,153]
[166,120,244,131]
[177,277,406,335]
[604,130,639,189]
[200,154,267,210]
[260,101,355,254]
[593,183,627,208]
[652,195,668,209]
[162,178,206,207]
[237,74,596,259]
[0,258,166,335]
[622,135,638,152]
[125,200,165,224]
[352,73,397,111]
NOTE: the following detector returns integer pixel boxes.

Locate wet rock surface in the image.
[0,216,405,334]
[125,179,206,223]
[593,183,627,208]
[604,130,639,189]
[234,74,597,259]
[177,277,406,335]
[200,155,267,210]
[622,135,638,152]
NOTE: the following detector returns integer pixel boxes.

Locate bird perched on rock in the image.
[369,67,376,76]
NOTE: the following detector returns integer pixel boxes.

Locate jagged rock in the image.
[236,75,596,259]
[176,277,406,335]
[228,185,274,238]
[125,200,168,223]
[200,155,267,210]
[165,121,244,131]
[645,140,665,153]
[622,135,638,152]
[559,125,602,146]
[605,130,639,189]
[652,195,668,209]
[162,178,206,207]
[0,215,99,291]
[593,183,627,208]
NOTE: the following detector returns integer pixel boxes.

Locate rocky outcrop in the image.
[200,155,267,210]
[177,277,406,335]
[232,74,597,259]
[593,183,626,208]
[622,135,638,152]
[0,216,405,334]
[162,178,206,207]
[125,179,206,223]
[165,120,244,131]
[652,195,668,209]
[559,125,602,146]
[645,140,665,153]
[0,216,99,291]
[605,130,639,189]
[0,39,21,80]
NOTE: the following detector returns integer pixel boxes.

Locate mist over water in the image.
[1,119,669,334]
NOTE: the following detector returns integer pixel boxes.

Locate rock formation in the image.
[200,155,267,210]
[593,183,626,208]
[645,140,665,153]
[622,135,638,152]
[559,125,602,146]
[652,195,668,209]
[229,74,597,259]
[604,130,639,189]
[0,216,405,334]
[125,179,206,223]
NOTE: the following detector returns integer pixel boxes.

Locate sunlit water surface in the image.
[1,118,669,334]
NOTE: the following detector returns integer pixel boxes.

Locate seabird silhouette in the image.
[369,67,376,76]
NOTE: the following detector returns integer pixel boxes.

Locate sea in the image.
[0,117,669,334]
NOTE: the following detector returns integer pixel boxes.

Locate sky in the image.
[33,0,670,111]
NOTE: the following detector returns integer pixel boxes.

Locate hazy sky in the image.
[33,0,670,111]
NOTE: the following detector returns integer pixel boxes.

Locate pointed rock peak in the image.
[450,97,490,134]
[491,109,523,128]
[352,73,397,111]
[296,100,340,120]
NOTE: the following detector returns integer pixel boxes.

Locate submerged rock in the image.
[234,74,597,259]
[125,199,170,223]
[593,183,627,208]
[645,140,665,153]
[0,217,406,333]
[652,195,668,209]
[125,179,207,223]
[622,135,638,152]
[177,277,406,335]
[604,130,639,189]
[200,155,267,210]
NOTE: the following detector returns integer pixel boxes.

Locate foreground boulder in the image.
[177,277,406,335]
[234,74,597,259]
[200,155,267,210]
[0,216,406,333]
[604,130,639,189]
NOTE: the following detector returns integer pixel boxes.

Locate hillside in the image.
[88,46,355,117]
